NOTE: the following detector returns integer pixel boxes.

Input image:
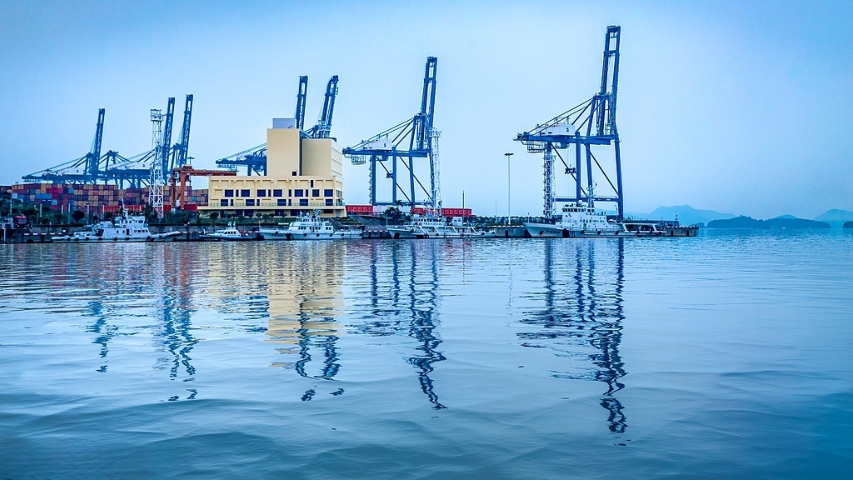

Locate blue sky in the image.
[1,0,850,218]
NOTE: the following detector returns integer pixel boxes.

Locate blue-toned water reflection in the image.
[520,239,627,433]
[349,241,446,409]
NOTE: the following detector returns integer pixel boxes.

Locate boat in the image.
[524,201,636,238]
[199,223,263,241]
[52,211,181,242]
[260,212,362,240]
[388,215,495,239]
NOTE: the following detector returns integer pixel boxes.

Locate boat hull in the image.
[524,222,637,238]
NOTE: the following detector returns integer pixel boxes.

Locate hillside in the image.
[632,205,735,227]
[708,215,830,229]
[814,209,853,228]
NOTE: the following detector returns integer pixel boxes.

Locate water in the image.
[1,231,851,479]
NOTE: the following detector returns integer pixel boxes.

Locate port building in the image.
[200,118,345,218]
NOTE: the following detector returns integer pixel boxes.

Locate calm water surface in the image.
[1,230,851,479]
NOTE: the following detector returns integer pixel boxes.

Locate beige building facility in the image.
[201,119,346,218]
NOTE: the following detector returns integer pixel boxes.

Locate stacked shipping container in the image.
[1,183,209,212]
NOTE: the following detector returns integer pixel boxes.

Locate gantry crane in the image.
[23,96,191,189]
[169,165,236,210]
[216,75,340,175]
[22,108,105,184]
[515,26,624,219]
[343,57,440,212]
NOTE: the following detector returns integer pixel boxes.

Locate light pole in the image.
[505,152,514,225]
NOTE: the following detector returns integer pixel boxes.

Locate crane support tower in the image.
[216,75,340,175]
[343,57,440,211]
[515,26,624,219]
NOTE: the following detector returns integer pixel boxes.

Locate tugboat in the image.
[260,211,361,240]
[52,209,181,242]
[199,222,263,241]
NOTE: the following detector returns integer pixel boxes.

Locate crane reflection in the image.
[350,240,446,409]
[519,238,627,433]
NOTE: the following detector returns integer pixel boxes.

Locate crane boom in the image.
[295,76,308,131]
[160,97,175,176]
[87,108,105,180]
[309,75,339,138]
[173,94,193,168]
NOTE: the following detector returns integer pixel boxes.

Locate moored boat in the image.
[260,212,361,240]
[388,215,494,239]
[52,211,180,242]
[199,223,263,241]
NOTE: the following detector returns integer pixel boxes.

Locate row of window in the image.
[223,189,335,198]
[219,199,337,207]
[232,209,337,217]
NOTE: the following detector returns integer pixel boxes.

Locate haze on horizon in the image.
[0,0,850,219]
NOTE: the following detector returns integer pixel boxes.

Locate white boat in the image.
[260,213,361,240]
[524,201,635,238]
[52,211,180,242]
[388,215,495,239]
[199,223,262,241]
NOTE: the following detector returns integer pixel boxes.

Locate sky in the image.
[0,0,851,219]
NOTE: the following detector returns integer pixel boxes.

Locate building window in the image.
[273,189,282,197]
[257,189,266,197]
[220,199,229,206]
[323,209,333,214]
[275,210,285,217]
[230,200,234,206]
[324,189,333,197]
[312,189,320,197]
[294,189,303,197]
[245,199,255,206]
[310,180,314,188]
[240,189,250,198]
[277,199,287,206]
[325,199,333,206]
[224,189,234,198]
[299,199,308,206]
[336,190,342,198]
[292,171,297,176]
[290,210,300,217]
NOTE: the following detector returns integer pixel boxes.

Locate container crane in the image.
[343,57,440,212]
[22,108,105,184]
[515,26,624,219]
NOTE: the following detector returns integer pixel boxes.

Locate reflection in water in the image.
[520,239,627,433]
[263,242,344,385]
[351,241,446,409]
[155,246,198,401]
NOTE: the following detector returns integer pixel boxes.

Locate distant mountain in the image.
[708,215,830,229]
[814,209,853,228]
[630,205,735,227]
[844,221,853,228]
